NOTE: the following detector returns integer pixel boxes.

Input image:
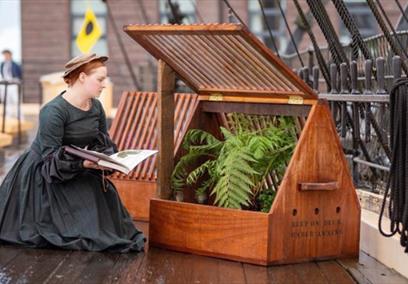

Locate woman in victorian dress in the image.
[0,54,145,252]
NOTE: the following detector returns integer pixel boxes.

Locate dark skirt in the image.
[0,149,145,253]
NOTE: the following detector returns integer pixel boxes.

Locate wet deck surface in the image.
[0,115,408,283]
[0,221,407,284]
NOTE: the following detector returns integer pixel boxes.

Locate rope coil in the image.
[379,78,408,252]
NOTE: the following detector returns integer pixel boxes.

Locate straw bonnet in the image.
[63,53,108,79]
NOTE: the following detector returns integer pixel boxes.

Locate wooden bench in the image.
[108,91,198,221]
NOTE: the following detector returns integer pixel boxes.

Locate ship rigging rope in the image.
[331,0,373,61]
[379,78,408,253]
[395,0,408,26]
[293,0,330,87]
[377,0,408,60]
[305,0,347,67]
[275,0,304,67]
[223,0,284,59]
[366,0,408,74]
[257,0,280,57]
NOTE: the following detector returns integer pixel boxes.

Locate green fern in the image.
[171,113,296,210]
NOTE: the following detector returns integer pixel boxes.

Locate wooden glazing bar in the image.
[212,34,270,89]
[147,36,208,87]
[122,93,149,150]
[181,34,244,89]
[195,35,254,90]
[231,35,297,91]
[116,94,139,149]
[179,35,231,88]
[109,91,130,138]
[133,94,158,179]
[198,34,263,90]
[113,93,136,148]
[181,35,240,89]
[145,107,160,181]
[121,92,146,150]
[221,35,277,88]
[175,96,199,152]
[150,35,214,88]
[128,93,154,150]
[173,95,189,145]
[137,94,161,180]
[239,28,317,98]
[135,34,201,93]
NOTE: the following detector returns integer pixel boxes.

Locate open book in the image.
[64,145,158,175]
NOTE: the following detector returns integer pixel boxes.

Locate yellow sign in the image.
[76,8,102,54]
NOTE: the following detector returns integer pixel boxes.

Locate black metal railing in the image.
[295,55,405,194]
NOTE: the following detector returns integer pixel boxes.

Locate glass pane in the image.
[71,0,107,14]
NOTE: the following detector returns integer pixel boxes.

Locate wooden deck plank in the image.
[292,262,330,284]
[267,264,303,284]
[217,259,245,284]
[44,251,117,284]
[338,251,408,284]
[0,248,69,283]
[317,260,356,284]
[105,253,145,284]
[0,245,23,266]
[0,244,407,283]
[188,253,229,284]
[243,263,270,284]
[132,248,190,284]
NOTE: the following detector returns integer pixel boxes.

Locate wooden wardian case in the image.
[124,23,360,265]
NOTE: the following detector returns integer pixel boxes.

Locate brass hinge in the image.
[209,93,223,101]
[288,95,304,105]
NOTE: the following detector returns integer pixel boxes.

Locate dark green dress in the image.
[0,93,145,252]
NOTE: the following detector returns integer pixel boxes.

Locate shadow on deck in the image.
[0,221,406,284]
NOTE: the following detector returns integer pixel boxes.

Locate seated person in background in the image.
[0,53,145,252]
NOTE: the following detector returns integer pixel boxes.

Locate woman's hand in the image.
[82,160,110,171]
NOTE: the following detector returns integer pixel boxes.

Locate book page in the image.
[109,149,158,171]
[98,160,130,175]
[70,145,121,165]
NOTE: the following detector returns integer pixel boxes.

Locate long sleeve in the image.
[39,105,83,183]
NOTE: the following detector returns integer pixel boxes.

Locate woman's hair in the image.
[63,59,106,86]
